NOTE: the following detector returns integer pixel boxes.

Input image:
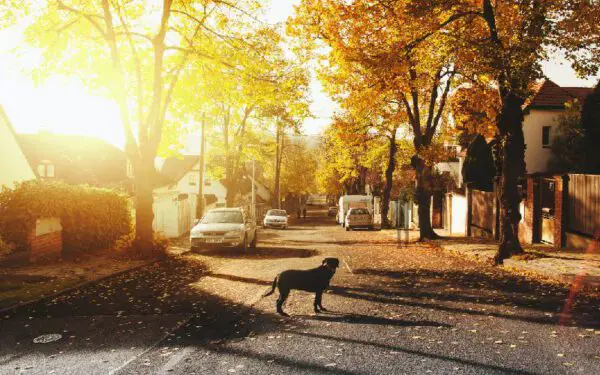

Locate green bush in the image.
[0,180,131,252]
[462,134,495,191]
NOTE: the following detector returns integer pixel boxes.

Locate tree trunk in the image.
[494,92,525,264]
[380,135,397,228]
[133,155,160,257]
[413,156,439,240]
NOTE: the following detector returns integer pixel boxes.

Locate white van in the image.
[337,195,373,226]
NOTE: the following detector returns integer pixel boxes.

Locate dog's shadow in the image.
[294,312,451,328]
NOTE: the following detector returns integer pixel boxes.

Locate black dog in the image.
[263,257,340,316]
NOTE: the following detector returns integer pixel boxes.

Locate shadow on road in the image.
[192,247,319,259]
[329,268,600,328]
[296,313,451,327]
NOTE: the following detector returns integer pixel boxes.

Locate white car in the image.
[263,209,289,229]
[190,208,257,251]
[345,207,374,231]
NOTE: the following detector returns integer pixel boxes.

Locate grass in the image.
[0,276,82,311]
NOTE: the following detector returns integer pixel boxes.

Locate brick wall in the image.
[28,217,62,261]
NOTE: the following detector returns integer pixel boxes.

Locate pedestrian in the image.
[297,207,301,219]
[302,205,307,219]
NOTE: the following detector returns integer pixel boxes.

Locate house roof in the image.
[0,105,38,178]
[160,155,200,182]
[525,79,593,110]
[18,132,128,185]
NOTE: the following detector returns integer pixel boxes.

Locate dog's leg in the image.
[276,289,290,317]
[314,291,324,313]
[316,291,328,312]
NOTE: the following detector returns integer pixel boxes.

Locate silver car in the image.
[263,209,289,229]
[190,208,257,252]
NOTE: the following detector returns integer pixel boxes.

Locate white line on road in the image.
[343,257,353,274]
[108,314,192,375]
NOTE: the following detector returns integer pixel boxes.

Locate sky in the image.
[0,0,597,150]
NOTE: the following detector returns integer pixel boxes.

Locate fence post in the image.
[466,183,472,237]
[553,174,568,249]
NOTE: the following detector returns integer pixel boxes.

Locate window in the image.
[189,174,197,186]
[542,126,551,148]
[46,164,55,178]
[37,162,55,178]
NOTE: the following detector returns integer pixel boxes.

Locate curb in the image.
[0,261,153,314]
[437,243,600,289]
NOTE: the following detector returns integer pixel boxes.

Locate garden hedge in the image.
[0,180,131,252]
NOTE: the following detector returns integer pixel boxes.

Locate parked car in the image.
[345,207,373,231]
[263,209,288,229]
[328,206,338,217]
[190,208,257,251]
[338,195,373,226]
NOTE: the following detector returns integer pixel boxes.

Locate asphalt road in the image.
[1,209,599,375]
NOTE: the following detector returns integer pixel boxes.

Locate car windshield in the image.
[266,209,287,217]
[350,208,369,215]
[201,211,243,224]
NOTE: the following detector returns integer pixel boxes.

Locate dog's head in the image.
[322,257,340,271]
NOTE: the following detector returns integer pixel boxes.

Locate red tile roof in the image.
[526,79,593,109]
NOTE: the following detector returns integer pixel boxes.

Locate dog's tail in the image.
[262,275,278,297]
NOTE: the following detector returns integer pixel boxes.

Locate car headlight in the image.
[225,231,242,238]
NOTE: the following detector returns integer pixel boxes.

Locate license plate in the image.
[206,238,222,243]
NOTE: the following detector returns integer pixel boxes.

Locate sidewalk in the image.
[0,251,149,311]
[382,228,600,289]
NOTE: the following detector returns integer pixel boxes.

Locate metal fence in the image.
[568,174,600,236]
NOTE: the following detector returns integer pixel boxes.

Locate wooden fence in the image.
[568,174,600,236]
[471,189,495,233]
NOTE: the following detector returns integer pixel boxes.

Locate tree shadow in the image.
[290,331,538,375]
[192,247,319,259]
[295,313,451,327]
[334,268,600,327]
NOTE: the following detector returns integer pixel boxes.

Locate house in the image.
[0,105,36,189]
[151,156,272,238]
[18,132,133,188]
[523,79,593,174]
[152,156,227,238]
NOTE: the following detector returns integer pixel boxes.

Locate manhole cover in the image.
[33,334,62,344]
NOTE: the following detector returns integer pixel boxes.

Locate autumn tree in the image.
[316,117,371,196]
[290,0,460,235]
[400,0,600,263]
[178,26,310,208]
[7,0,266,256]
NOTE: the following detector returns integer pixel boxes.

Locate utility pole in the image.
[196,113,206,219]
[251,158,256,219]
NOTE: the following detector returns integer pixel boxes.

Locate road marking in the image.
[343,257,353,273]
[108,314,192,375]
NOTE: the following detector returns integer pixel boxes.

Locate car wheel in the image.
[190,246,198,253]
[250,231,257,248]
[345,226,350,231]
